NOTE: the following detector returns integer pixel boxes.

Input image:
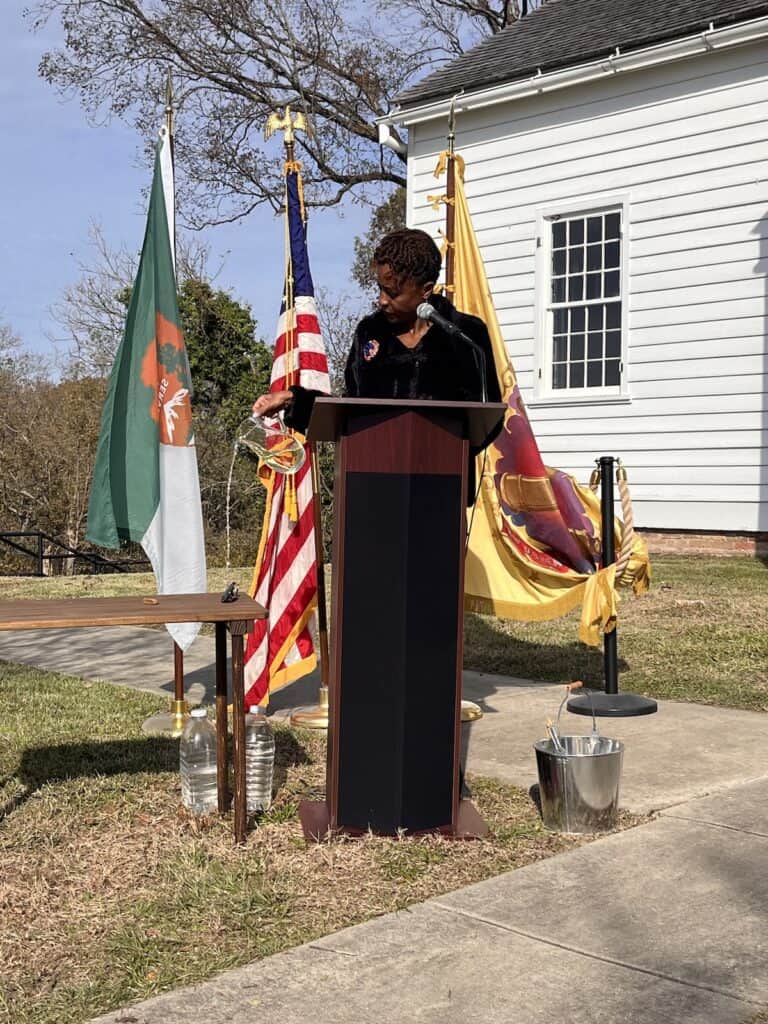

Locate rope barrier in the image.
[589,459,636,583]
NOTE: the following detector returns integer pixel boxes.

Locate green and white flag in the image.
[87,133,206,650]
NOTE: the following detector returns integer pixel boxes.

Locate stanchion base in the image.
[141,699,190,736]
[461,700,483,722]
[567,692,658,718]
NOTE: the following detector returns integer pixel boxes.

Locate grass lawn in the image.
[2,555,767,711]
[464,555,768,712]
[0,662,638,1024]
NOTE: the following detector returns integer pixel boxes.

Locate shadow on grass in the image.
[2,728,313,824]
[272,728,313,796]
[463,613,629,711]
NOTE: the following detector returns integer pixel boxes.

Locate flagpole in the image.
[275,111,330,730]
[143,70,190,738]
[260,107,330,728]
[442,97,483,726]
[166,72,190,733]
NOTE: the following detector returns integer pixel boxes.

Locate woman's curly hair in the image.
[372,228,441,287]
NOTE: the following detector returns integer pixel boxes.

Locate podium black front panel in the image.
[337,470,462,833]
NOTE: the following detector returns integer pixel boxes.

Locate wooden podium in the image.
[298,398,504,841]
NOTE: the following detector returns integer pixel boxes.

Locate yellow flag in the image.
[433,152,649,644]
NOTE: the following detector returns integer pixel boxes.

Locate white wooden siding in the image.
[406,41,768,532]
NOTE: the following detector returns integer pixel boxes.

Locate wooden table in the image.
[0,593,267,843]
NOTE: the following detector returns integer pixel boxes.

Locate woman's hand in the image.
[252,390,293,418]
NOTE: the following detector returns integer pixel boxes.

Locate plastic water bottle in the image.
[180,708,218,815]
[245,706,275,813]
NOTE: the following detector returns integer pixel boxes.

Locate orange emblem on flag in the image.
[141,313,193,446]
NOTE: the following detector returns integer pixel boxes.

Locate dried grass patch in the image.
[0,663,638,1024]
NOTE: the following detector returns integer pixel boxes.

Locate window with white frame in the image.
[545,209,623,393]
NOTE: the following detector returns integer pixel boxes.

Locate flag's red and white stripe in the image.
[244,290,330,707]
[270,297,330,393]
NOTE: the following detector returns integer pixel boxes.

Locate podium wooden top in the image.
[0,593,266,631]
[307,397,505,447]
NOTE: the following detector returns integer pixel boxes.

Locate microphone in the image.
[416,302,488,402]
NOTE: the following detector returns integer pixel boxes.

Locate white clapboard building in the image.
[384,0,768,536]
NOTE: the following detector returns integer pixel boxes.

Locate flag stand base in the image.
[290,685,329,731]
[142,699,190,737]
[285,692,481,731]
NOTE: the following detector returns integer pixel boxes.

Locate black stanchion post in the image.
[600,456,619,696]
[568,455,657,719]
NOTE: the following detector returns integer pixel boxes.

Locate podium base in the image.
[298,799,489,843]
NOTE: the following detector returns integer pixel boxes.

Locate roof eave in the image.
[379,14,768,128]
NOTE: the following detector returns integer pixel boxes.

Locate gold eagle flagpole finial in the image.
[264,104,311,163]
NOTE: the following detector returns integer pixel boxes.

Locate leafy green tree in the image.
[351,189,407,291]
[176,278,274,565]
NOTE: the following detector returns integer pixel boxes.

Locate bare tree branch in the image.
[28,1,550,227]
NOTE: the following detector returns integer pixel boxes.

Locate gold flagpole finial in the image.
[164,70,174,139]
[447,91,463,157]
[264,104,312,162]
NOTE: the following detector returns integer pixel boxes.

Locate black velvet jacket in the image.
[286,293,502,435]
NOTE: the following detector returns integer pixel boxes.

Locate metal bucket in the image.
[534,734,623,834]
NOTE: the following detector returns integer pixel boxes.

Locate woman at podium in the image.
[253,228,501,432]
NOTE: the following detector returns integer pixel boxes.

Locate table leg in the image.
[231,632,247,843]
[215,623,229,814]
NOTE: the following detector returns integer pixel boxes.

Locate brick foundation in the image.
[637,529,768,557]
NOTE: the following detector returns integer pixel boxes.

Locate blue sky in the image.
[1,0,371,359]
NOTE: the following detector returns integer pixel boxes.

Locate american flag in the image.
[244,166,330,707]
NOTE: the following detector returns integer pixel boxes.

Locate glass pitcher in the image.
[235,414,306,475]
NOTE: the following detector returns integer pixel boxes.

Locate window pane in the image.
[569,219,584,245]
[605,241,620,269]
[604,271,620,297]
[587,333,603,359]
[546,209,623,396]
[587,216,602,243]
[605,330,621,357]
[568,247,584,274]
[587,361,602,387]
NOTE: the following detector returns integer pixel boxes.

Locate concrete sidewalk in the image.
[88,778,768,1024]
[2,626,768,1022]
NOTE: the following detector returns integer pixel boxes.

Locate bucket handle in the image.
[557,681,598,735]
